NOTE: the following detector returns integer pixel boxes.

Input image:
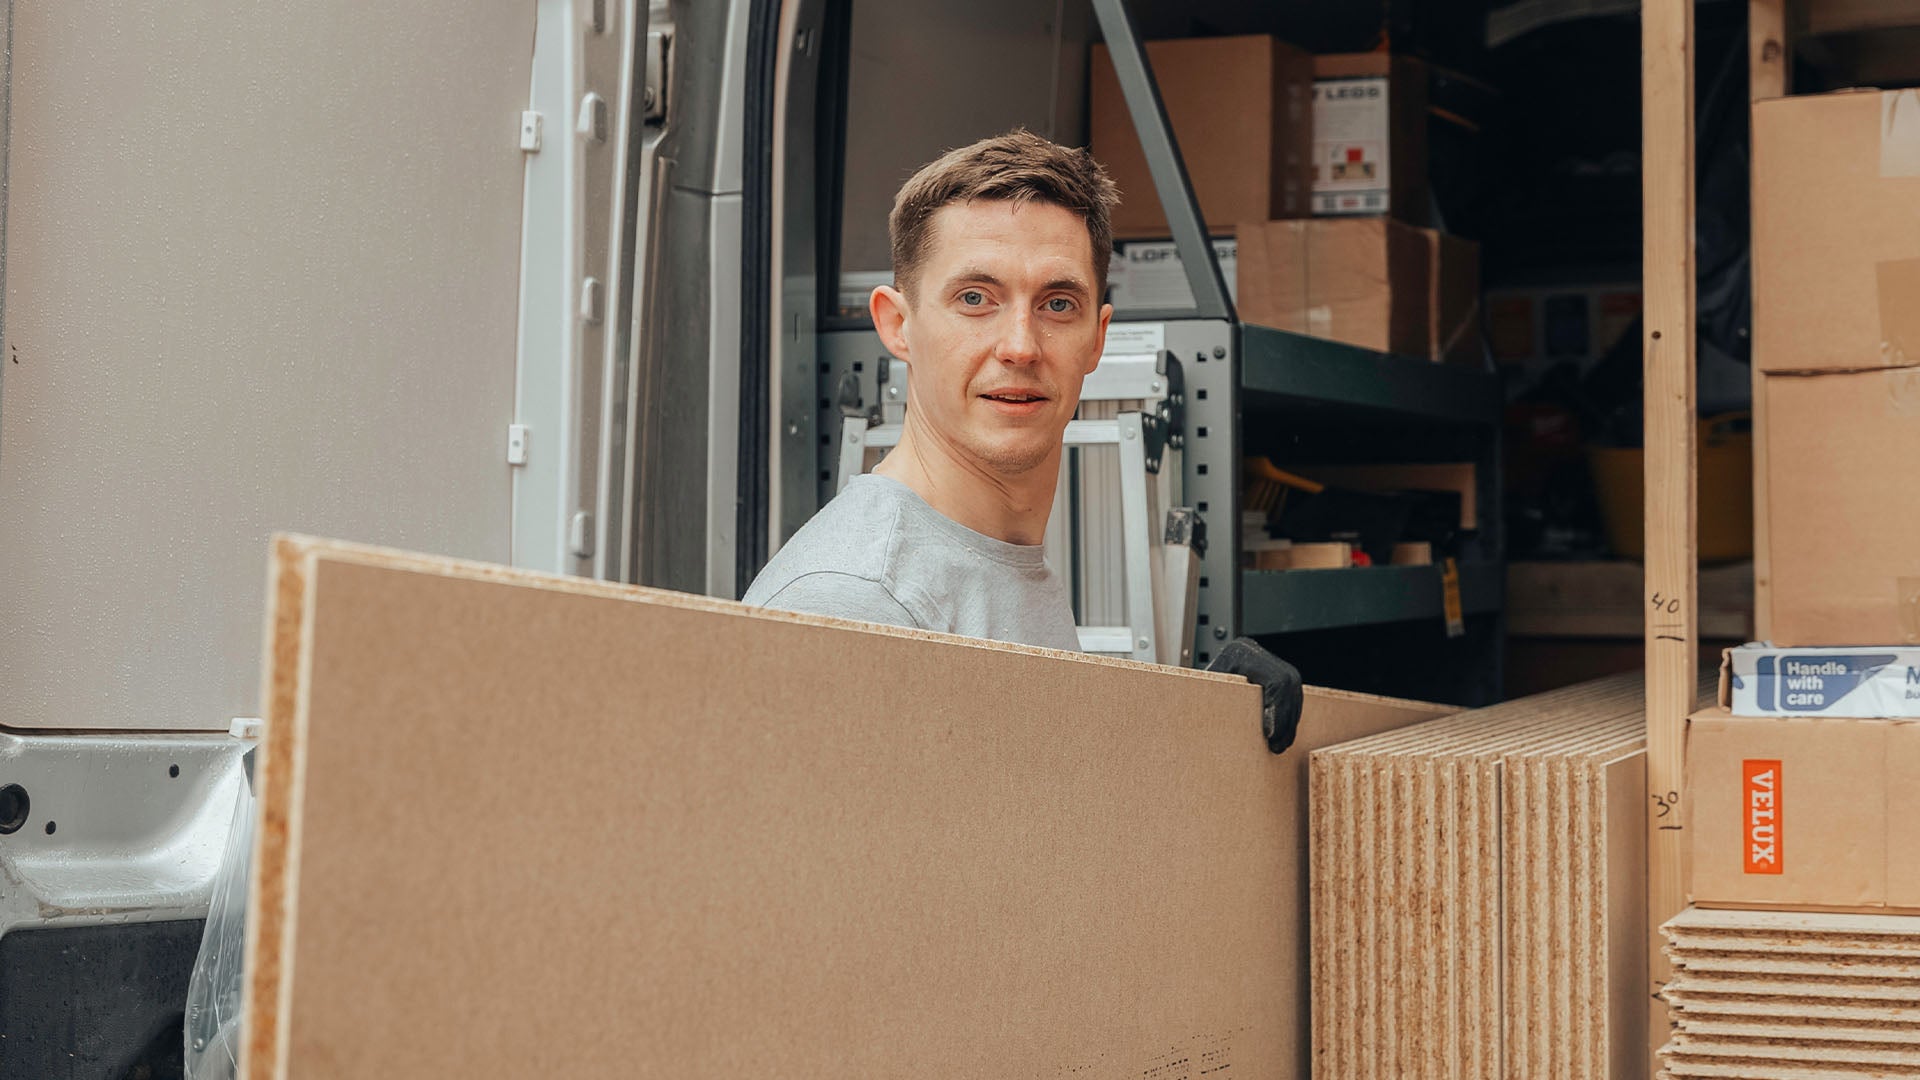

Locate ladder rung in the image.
[1077,626,1135,654]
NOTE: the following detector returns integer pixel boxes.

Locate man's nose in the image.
[996,309,1043,365]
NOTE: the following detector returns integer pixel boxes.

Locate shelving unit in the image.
[1240,325,1503,425]
[1232,323,1506,700]
[1243,561,1503,635]
[1095,0,1508,701]
[1233,325,1505,658]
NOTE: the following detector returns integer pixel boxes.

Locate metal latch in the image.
[644,30,670,124]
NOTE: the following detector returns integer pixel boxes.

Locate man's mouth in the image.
[979,390,1051,417]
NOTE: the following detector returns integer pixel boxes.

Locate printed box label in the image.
[1760,653,1901,711]
[1743,759,1784,875]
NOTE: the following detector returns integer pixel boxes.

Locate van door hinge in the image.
[643,30,669,125]
[506,424,529,466]
[519,111,544,152]
[569,510,595,559]
[576,92,608,143]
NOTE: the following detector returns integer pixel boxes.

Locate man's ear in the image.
[870,284,912,362]
[1086,302,1114,374]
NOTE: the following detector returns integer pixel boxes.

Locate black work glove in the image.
[1206,638,1306,755]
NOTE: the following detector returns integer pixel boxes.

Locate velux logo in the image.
[1743,760,1784,875]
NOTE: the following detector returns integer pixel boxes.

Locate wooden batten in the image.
[1750,0,1792,100]
[1642,0,1701,1063]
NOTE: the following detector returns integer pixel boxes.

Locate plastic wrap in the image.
[184,736,257,1080]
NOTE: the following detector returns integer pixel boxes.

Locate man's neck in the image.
[872,421,1059,546]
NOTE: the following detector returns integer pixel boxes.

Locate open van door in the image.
[0,2,674,1072]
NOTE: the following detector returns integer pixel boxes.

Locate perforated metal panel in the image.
[0,921,203,1079]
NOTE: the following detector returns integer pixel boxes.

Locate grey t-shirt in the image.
[743,474,1081,651]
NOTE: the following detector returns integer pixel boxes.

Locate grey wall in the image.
[0,4,536,730]
[836,0,1092,280]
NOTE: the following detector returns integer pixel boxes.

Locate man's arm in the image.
[751,571,920,631]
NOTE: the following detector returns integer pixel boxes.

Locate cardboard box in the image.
[1310,54,1429,222]
[1389,541,1433,566]
[1236,217,1430,355]
[1106,237,1236,311]
[1429,230,1482,365]
[1724,643,1920,717]
[1751,89,1920,646]
[1751,89,1920,374]
[1757,369,1920,645]
[1089,36,1313,238]
[1254,541,1352,570]
[1688,708,1920,913]
[1234,218,1473,359]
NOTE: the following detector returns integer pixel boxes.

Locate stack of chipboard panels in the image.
[1659,906,1920,1078]
[1310,671,1710,1079]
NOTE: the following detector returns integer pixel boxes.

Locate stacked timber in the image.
[1659,906,1920,1078]
[1310,671,1710,1079]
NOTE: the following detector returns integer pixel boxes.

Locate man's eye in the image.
[1046,297,1075,313]
[960,290,985,306]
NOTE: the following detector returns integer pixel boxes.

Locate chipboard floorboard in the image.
[1658,1053,1920,1068]
[246,536,1457,1079]
[1660,908,1920,1079]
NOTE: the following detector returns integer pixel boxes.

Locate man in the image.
[743,130,1117,651]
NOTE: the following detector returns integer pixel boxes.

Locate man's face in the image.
[872,199,1112,479]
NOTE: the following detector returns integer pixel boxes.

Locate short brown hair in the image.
[888,129,1120,301]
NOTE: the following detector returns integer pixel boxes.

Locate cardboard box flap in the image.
[1883,87,1920,178]
[1428,230,1482,365]
[1311,53,1392,79]
[1889,728,1920,902]
[1878,257,1920,369]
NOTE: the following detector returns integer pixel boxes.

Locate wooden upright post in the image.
[1642,0,1698,1066]
[1751,0,1790,100]
[1749,0,1788,647]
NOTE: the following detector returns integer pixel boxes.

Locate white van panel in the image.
[0,4,536,730]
